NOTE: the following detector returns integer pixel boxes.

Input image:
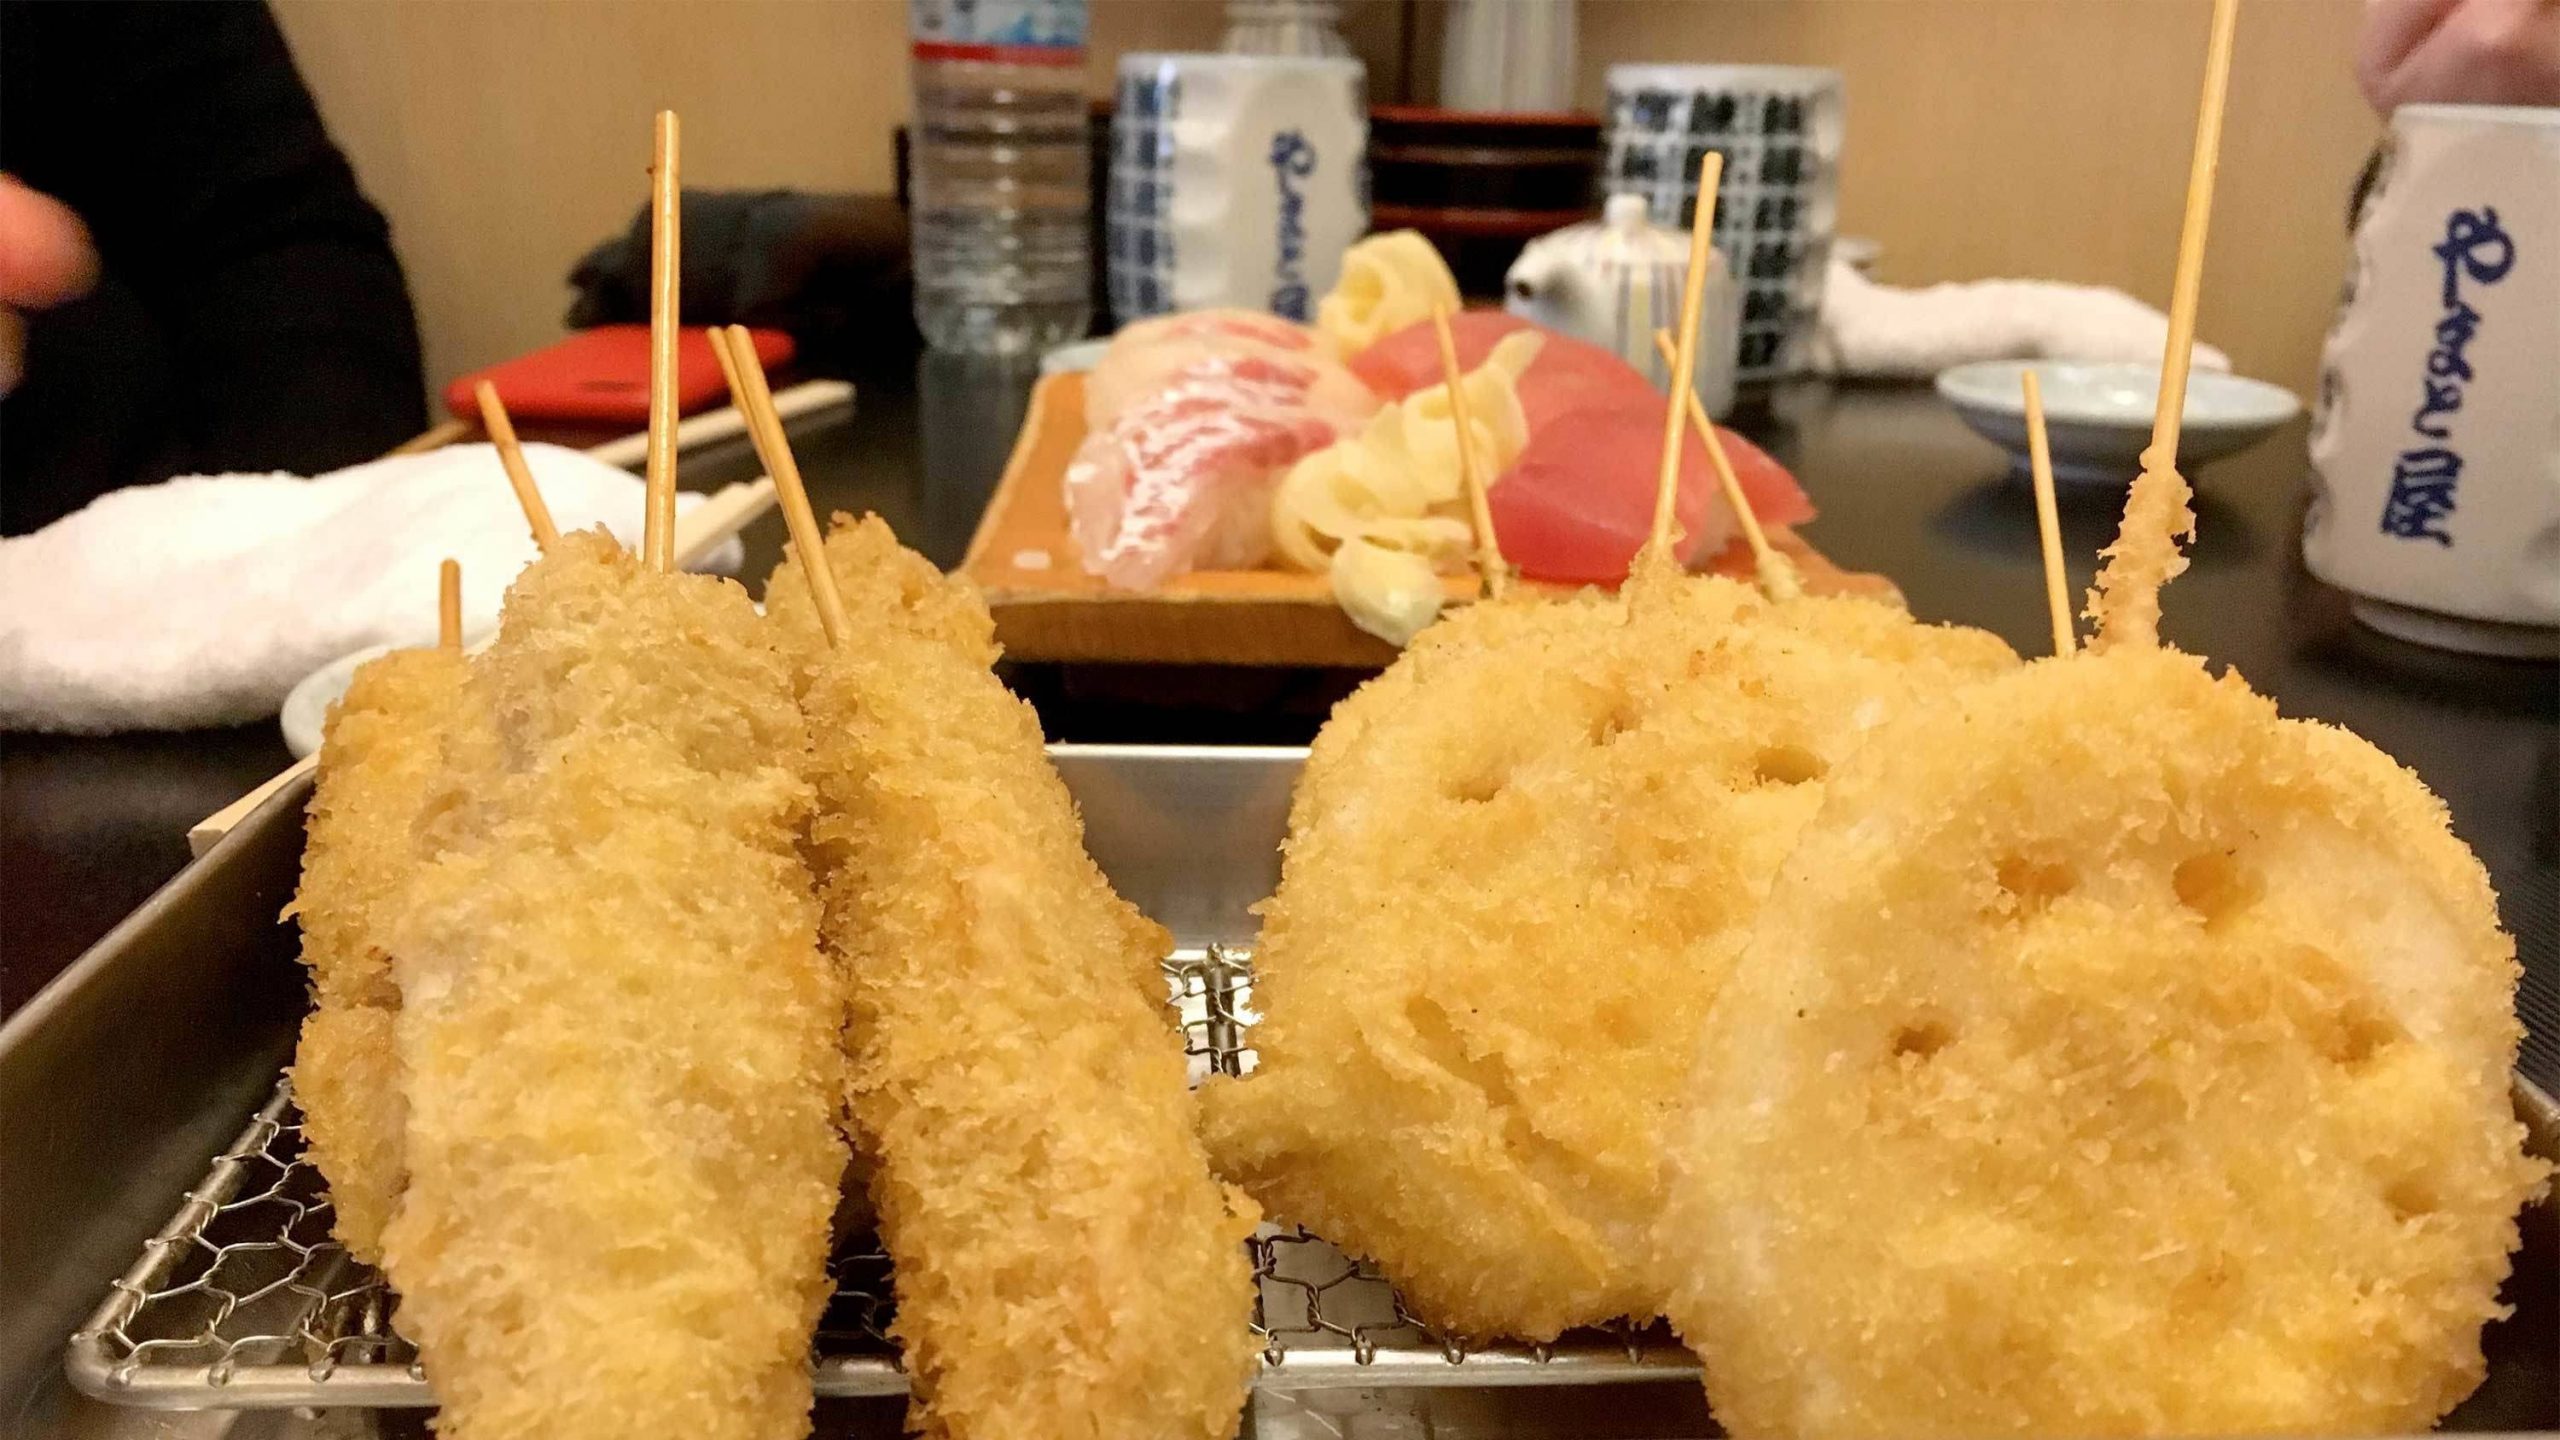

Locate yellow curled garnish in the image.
[1271,331,1544,573]
[1317,231,1463,355]
[1329,535,1452,646]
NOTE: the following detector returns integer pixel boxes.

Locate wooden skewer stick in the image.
[1429,305,1508,600]
[2089,0,2238,651]
[706,320,747,412]
[473,381,560,551]
[642,109,683,572]
[713,324,852,646]
[1651,328,1800,602]
[2020,371,2073,658]
[1645,150,1725,565]
[437,558,462,653]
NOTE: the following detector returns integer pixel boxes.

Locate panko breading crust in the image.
[286,644,470,1262]
[766,511,1004,1232]
[765,511,999,674]
[291,1006,404,1262]
[1199,572,2017,1341]
[1660,647,2548,1437]
[797,568,1260,1440]
[384,532,846,1440]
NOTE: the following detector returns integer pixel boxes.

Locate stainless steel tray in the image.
[20,745,2560,1432]
[61,945,1696,1411]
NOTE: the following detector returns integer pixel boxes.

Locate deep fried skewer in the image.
[799,605,1260,1439]
[728,318,1257,1435]
[383,532,844,1440]
[1659,4,2546,1428]
[288,564,471,1262]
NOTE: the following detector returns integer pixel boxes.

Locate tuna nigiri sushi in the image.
[1351,312,1814,584]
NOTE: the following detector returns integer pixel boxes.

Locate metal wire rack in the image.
[67,947,1697,1410]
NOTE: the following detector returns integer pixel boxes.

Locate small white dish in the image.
[280,645,394,759]
[1935,360,2300,486]
[281,632,500,759]
[1041,338,1109,376]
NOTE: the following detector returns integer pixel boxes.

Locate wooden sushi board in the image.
[960,371,1897,668]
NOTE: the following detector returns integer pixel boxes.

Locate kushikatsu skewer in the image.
[1657,2,2546,1429]
[1199,135,2021,1342]
[2085,0,2235,654]
[288,561,476,1263]
[375,112,847,1440]
[740,343,1261,1440]
[710,323,849,644]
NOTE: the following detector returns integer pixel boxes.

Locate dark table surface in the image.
[5,356,2554,1086]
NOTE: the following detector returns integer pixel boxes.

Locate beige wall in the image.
[277,0,2374,402]
[275,0,914,398]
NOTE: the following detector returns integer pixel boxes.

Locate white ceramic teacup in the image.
[1107,54,1368,326]
[2305,104,2560,658]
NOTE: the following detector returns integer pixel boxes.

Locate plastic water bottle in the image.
[907,0,1093,355]
[1221,0,1350,57]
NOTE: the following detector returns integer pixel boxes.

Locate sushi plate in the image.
[959,373,1896,668]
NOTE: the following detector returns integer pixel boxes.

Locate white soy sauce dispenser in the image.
[1504,192,1741,420]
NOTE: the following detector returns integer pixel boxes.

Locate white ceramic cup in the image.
[2305,104,2560,658]
[1603,63,1843,382]
[1107,54,1368,326]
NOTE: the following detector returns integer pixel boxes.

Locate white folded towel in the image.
[1811,258,2232,379]
[0,443,742,734]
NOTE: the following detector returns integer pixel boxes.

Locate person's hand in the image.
[2358,0,2560,113]
[0,175,98,395]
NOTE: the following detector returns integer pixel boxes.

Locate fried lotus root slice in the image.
[1660,647,2548,1438]
[1202,577,2017,1341]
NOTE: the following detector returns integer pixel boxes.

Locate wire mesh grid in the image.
[68,946,1696,1410]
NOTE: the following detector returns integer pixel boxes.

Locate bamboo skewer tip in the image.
[2092,0,2238,652]
[437,558,462,653]
[706,322,745,398]
[1650,328,1798,603]
[712,325,850,646]
[642,110,683,573]
[1428,305,1509,601]
[1646,150,1725,570]
[473,380,560,551]
[2019,371,2074,659]
[2142,0,2240,472]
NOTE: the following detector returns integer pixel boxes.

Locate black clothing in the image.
[566,189,919,375]
[0,0,426,534]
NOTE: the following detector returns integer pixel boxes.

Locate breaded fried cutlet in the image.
[287,643,471,1262]
[383,531,846,1440]
[797,572,1260,1440]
